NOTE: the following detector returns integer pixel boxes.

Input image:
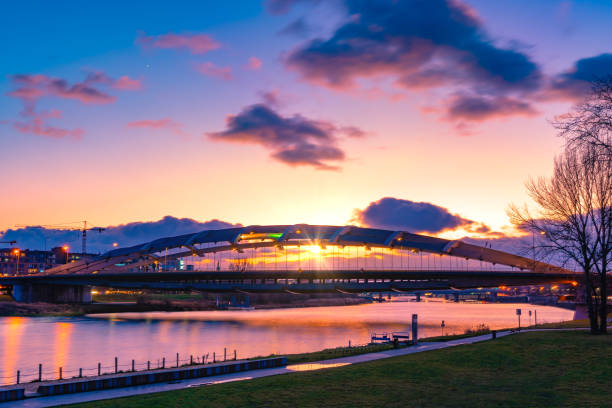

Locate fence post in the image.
[224,348,227,362]
[234,350,237,360]
[38,364,42,382]
[213,352,216,363]
[190,355,193,365]
[176,353,179,368]
[16,370,20,385]
[147,361,150,370]
[162,357,165,369]
[79,368,82,378]
[59,367,62,380]
[132,360,135,372]
[98,362,101,376]
[115,357,118,374]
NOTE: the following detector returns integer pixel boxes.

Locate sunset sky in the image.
[2,0,612,251]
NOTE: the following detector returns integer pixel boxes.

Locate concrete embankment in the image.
[0,357,286,403]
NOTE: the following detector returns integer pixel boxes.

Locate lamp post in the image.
[12,248,20,276]
[62,245,69,264]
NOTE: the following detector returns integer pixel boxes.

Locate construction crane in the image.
[14,221,105,254]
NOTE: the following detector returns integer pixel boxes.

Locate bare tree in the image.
[509,144,611,334]
[229,257,251,273]
[554,77,612,160]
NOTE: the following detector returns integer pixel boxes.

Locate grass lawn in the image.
[67,331,611,408]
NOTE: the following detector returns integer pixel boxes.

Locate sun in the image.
[306,245,322,254]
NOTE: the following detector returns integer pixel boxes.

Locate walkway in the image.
[2,330,514,408]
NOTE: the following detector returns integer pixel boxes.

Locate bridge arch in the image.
[43,224,569,276]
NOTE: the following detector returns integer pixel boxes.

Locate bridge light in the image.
[307,245,322,254]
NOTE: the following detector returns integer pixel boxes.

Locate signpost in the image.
[529,310,532,326]
[516,308,522,329]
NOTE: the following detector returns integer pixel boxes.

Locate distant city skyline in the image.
[2,0,612,243]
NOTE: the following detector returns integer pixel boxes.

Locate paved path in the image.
[2,331,514,408]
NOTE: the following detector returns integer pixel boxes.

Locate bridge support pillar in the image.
[11,284,92,304]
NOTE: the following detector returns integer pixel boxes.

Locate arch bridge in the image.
[2,224,581,303]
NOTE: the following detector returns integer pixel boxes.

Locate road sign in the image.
[516,308,522,315]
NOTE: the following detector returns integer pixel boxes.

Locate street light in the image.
[12,248,20,276]
[112,242,118,247]
[62,245,69,263]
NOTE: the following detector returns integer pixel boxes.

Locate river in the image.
[0,301,573,385]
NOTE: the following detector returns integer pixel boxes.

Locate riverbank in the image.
[0,292,370,317]
[65,330,610,408]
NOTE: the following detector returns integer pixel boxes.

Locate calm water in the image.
[0,301,573,385]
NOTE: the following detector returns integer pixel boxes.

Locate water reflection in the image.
[1,317,26,382]
[0,302,573,384]
[287,362,350,371]
[53,322,73,371]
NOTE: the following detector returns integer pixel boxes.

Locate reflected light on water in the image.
[54,322,73,371]
[1,317,26,381]
[0,302,573,384]
[287,362,350,371]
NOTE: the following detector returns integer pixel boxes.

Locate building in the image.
[0,247,96,276]
[0,248,56,275]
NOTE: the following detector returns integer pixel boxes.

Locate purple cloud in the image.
[207,103,362,170]
[195,62,233,80]
[5,72,141,139]
[286,0,541,94]
[137,32,220,55]
[445,94,538,122]
[0,216,240,253]
[9,73,116,105]
[355,197,477,234]
[544,53,612,101]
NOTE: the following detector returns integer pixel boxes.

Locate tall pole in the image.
[15,251,20,276]
[82,221,87,254]
[532,231,536,271]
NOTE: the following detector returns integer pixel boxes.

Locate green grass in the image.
[253,343,400,365]
[66,331,611,408]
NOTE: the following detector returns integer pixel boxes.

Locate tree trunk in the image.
[584,277,600,334]
[599,272,608,334]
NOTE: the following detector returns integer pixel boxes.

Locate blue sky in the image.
[1,0,612,251]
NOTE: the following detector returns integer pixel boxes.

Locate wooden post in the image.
[59,367,62,380]
[176,352,179,368]
[115,357,118,374]
[224,348,227,361]
[16,370,20,385]
[38,364,42,382]
[234,349,237,360]
[98,363,101,376]
[147,361,150,370]
[162,357,165,369]
[79,368,82,378]
[213,352,216,363]
[132,359,135,372]
[190,355,193,365]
